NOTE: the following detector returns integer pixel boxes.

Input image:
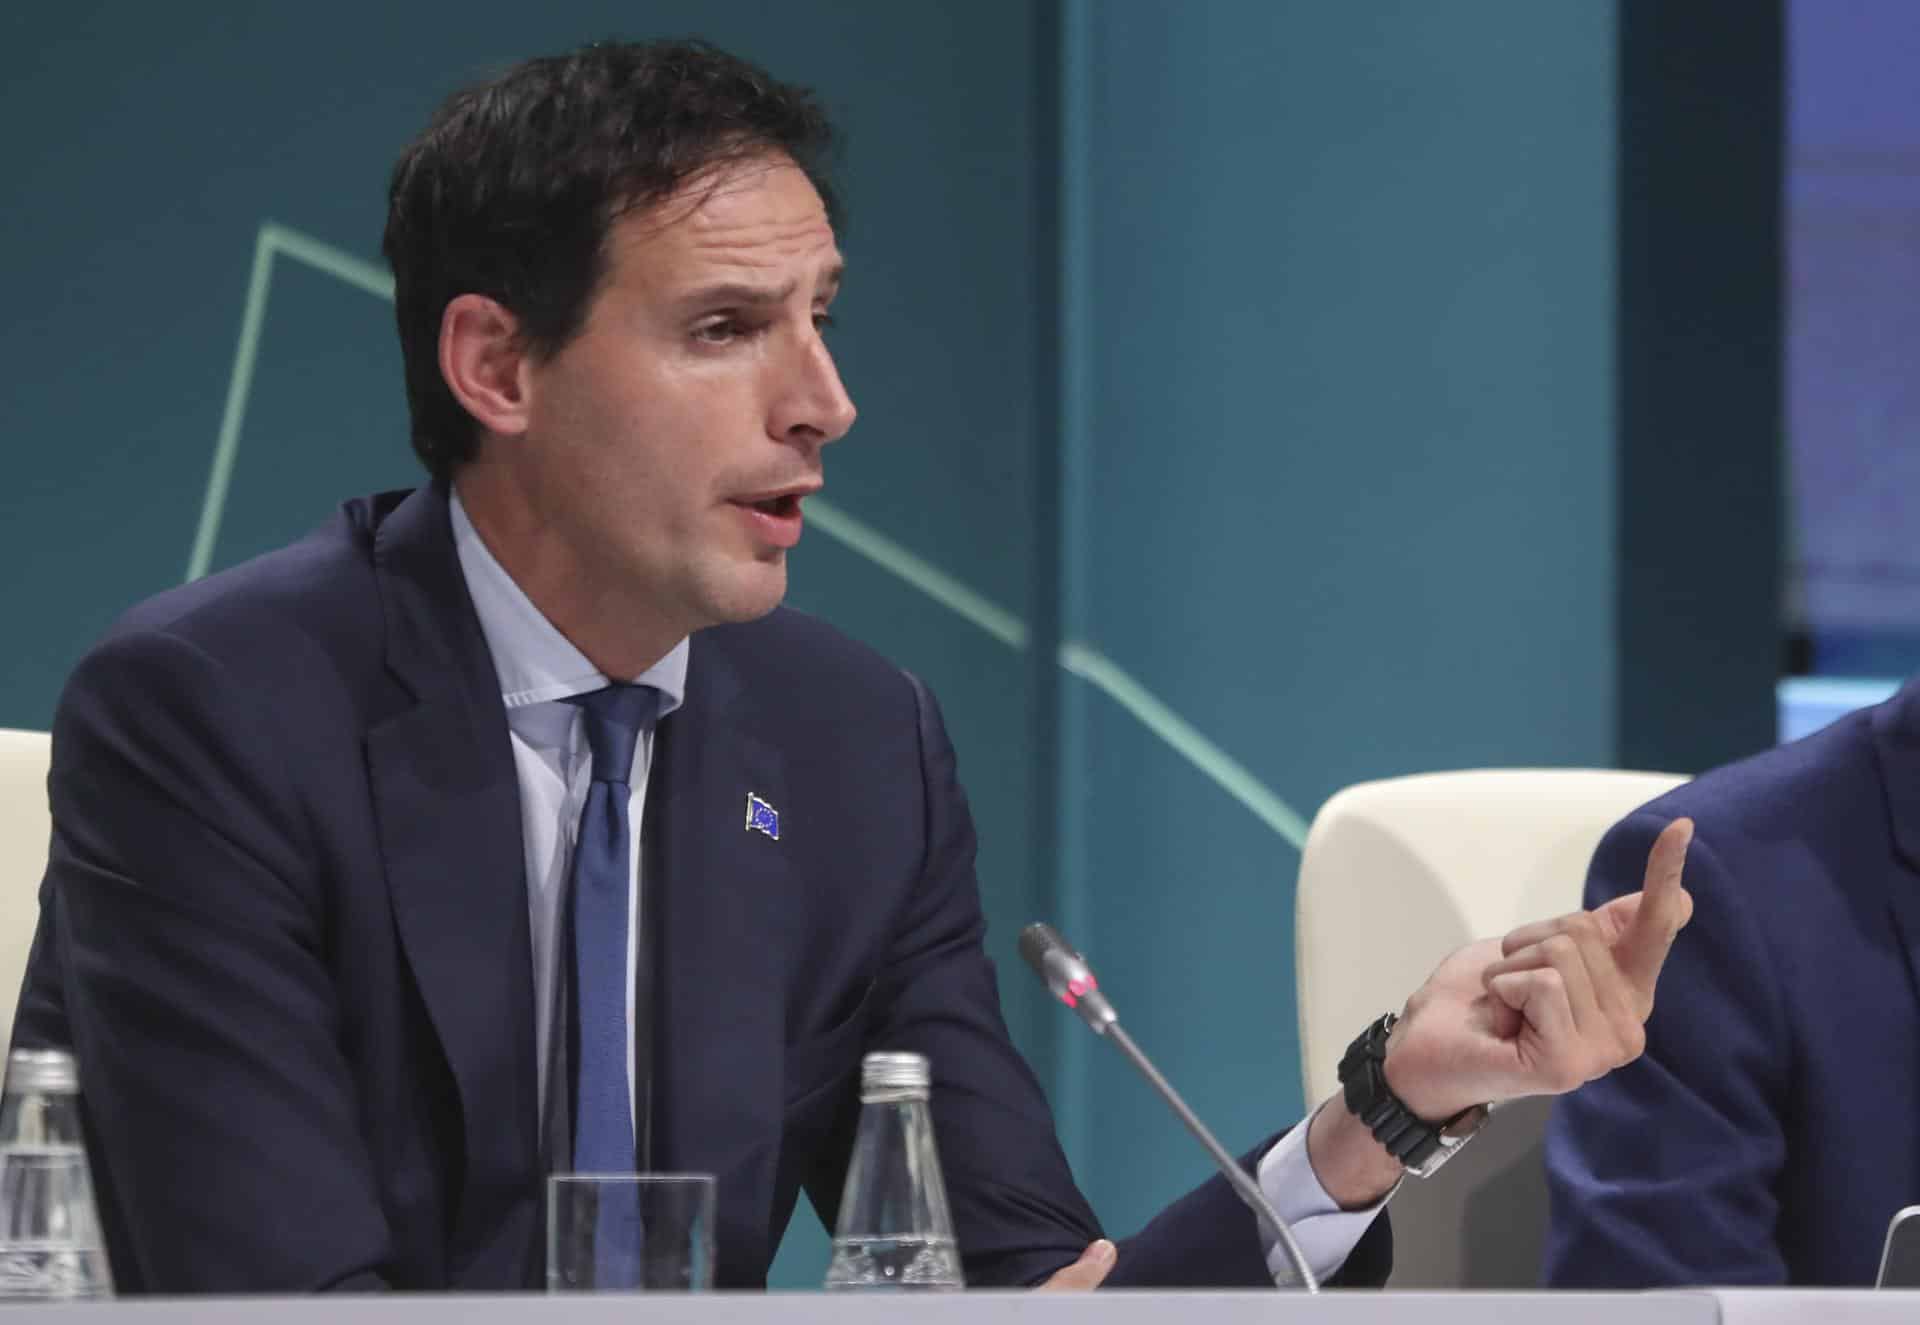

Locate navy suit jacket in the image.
[14,485,1389,1293]
[1544,676,1920,1286]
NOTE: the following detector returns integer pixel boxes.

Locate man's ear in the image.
[439,293,533,437]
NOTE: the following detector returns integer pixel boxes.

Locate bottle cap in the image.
[5,1048,79,1095]
[860,1051,930,1093]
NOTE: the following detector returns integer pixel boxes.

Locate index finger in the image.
[1501,896,1638,958]
[1615,817,1695,997]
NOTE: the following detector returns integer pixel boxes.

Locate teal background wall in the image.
[2,0,1780,1287]
[1053,0,1621,1232]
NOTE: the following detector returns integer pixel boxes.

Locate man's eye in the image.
[813,312,837,334]
[694,319,741,345]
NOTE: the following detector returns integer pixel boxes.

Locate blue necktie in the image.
[564,683,661,1175]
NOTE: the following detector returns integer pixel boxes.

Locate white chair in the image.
[1295,768,1686,1288]
[0,729,53,1052]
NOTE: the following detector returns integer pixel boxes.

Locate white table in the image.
[0,1289,1708,1324]
[1,1289,1914,1323]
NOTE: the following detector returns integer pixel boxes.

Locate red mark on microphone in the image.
[1064,974,1098,1008]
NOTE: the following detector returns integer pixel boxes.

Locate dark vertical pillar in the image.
[1616,0,1784,772]
[1026,0,1064,1075]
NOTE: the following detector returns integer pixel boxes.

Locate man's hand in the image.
[1037,1239,1117,1290]
[1306,817,1695,1207]
[1384,816,1695,1120]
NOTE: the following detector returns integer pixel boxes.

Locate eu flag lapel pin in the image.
[745,792,781,841]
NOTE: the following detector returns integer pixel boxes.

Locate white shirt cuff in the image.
[1254,1108,1394,1284]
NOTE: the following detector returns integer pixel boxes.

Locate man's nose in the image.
[773,332,857,447]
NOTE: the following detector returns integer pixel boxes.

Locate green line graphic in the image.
[264,223,395,300]
[804,500,1028,650]
[186,223,395,582]
[189,221,1312,849]
[1058,642,1311,849]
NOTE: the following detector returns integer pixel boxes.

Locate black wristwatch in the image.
[1337,1012,1489,1179]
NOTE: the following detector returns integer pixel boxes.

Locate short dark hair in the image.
[382,39,841,481]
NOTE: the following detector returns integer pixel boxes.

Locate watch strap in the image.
[1337,1012,1484,1177]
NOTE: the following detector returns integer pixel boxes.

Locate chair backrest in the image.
[0,729,53,1052]
[1295,767,1686,1288]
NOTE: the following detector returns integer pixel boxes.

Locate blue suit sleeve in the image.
[1543,810,1789,1286]
[20,628,397,1292]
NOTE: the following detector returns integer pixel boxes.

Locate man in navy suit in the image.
[1545,678,1920,1286]
[15,39,1695,1293]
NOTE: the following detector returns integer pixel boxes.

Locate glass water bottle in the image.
[0,1049,112,1300]
[823,1051,963,1291]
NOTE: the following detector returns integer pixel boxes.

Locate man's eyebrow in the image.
[677,264,845,311]
[677,278,796,309]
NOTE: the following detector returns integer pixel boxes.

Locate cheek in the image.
[536,348,762,513]
[652,380,765,486]
[550,376,677,481]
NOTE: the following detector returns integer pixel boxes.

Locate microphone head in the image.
[1019,922,1117,1032]
[1018,922,1071,977]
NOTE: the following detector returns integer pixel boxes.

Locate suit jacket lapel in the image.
[362,485,538,1273]
[1872,679,1920,1003]
[648,630,796,1284]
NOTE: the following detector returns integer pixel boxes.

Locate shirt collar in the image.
[449,488,688,716]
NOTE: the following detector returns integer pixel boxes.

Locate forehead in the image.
[613,156,840,284]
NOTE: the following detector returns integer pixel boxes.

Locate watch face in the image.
[1408,1105,1491,1178]
[1440,1103,1490,1142]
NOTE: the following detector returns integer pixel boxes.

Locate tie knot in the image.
[564,684,661,785]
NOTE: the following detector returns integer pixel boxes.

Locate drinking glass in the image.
[547,1173,716,1292]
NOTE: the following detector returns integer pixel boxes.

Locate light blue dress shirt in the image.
[450,492,687,1139]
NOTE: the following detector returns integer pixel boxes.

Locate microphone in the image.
[1019,923,1320,1293]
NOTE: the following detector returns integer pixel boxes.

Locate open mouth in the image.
[728,489,810,548]
[744,493,802,518]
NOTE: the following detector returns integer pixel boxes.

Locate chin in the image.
[701,562,788,625]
